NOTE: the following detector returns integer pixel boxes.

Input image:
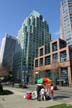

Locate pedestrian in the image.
[50,83,54,99]
[36,85,41,101]
[40,87,45,101]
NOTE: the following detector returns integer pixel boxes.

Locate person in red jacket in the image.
[26,92,31,100]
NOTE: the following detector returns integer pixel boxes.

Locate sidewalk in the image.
[0,86,62,108]
[0,102,4,108]
[0,95,61,108]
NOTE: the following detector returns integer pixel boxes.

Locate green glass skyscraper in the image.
[13,11,51,84]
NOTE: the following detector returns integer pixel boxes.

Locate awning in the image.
[57,79,65,82]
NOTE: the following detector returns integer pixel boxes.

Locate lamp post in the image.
[21,70,24,86]
[35,72,39,84]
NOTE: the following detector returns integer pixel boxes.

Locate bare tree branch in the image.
[51,60,60,84]
[0,66,8,77]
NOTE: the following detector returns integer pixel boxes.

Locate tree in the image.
[51,60,60,85]
[0,66,8,92]
[0,66,8,78]
[0,80,3,92]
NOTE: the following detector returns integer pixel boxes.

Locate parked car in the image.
[53,85,58,90]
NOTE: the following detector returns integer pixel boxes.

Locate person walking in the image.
[50,83,54,99]
[40,87,45,101]
[36,85,42,101]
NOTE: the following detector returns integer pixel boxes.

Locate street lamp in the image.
[35,72,39,74]
[21,71,24,86]
[35,72,39,84]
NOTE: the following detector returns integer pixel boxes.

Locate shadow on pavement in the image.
[0,90,14,95]
[54,95,69,100]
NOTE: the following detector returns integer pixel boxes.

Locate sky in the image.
[0,0,60,47]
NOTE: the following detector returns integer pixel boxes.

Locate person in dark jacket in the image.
[36,85,42,101]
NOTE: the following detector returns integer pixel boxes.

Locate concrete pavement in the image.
[0,103,4,108]
[0,85,72,108]
[0,86,61,108]
[0,95,61,108]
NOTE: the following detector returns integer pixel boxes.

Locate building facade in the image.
[33,39,72,86]
[13,11,51,84]
[60,0,72,45]
[0,34,16,71]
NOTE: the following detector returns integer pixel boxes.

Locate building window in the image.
[28,18,31,25]
[32,18,35,25]
[52,42,57,52]
[24,26,27,32]
[35,60,38,67]
[45,56,50,65]
[60,51,67,62]
[40,48,43,56]
[40,15,43,20]
[35,49,38,57]
[45,44,50,54]
[61,68,68,82]
[60,40,66,49]
[69,48,72,60]
[40,58,43,66]
[30,26,32,32]
[52,53,58,62]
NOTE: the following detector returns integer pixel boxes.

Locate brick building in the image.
[33,38,72,86]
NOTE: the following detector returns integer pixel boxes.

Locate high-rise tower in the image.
[14,11,51,84]
[0,34,16,71]
[60,0,72,45]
